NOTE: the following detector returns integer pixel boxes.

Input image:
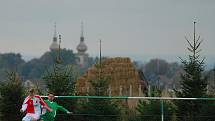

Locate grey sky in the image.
[0,0,214,62]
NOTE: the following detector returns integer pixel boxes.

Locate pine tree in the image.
[175,22,208,121]
[43,39,79,120]
[43,60,79,120]
[43,63,77,96]
[43,62,78,120]
[0,71,25,121]
[136,87,175,121]
[75,63,121,121]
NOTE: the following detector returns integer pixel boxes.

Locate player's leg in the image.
[29,113,40,121]
[22,114,33,121]
[39,116,44,121]
[31,118,37,121]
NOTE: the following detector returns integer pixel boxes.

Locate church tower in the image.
[76,22,89,67]
[49,23,59,51]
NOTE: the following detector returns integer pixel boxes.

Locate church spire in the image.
[80,22,84,42]
[76,22,87,53]
[53,22,57,42]
[49,22,59,51]
[75,22,89,67]
[54,22,57,38]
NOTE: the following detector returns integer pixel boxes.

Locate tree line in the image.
[0,49,95,81]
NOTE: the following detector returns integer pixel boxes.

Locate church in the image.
[49,23,89,68]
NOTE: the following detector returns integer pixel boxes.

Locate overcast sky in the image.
[0,0,214,63]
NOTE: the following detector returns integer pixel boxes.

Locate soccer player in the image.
[20,88,52,121]
[40,92,73,121]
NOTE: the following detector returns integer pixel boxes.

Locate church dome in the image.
[49,38,59,51]
[77,40,87,53]
[50,23,59,51]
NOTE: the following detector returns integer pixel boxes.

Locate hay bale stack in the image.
[75,57,147,108]
[75,57,146,98]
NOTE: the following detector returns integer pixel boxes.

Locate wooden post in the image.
[120,85,122,96]
[108,85,112,96]
[139,84,142,96]
[129,84,132,96]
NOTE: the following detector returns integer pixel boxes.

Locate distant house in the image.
[23,80,46,93]
[24,80,34,88]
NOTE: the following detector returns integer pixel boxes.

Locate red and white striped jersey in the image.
[21,95,48,114]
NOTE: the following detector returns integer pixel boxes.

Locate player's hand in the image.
[49,109,53,112]
[20,109,24,113]
[67,112,73,115]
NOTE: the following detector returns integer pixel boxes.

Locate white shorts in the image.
[22,113,40,121]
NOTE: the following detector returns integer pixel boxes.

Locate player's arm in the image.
[20,104,27,113]
[37,95,53,112]
[57,104,71,114]
[20,96,29,112]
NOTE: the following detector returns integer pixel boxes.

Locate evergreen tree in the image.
[136,87,175,121]
[43,63,77,96]
[174,22,208,121]
[43,49,78,121]
[75,63,121,121]
[0,71,25,121]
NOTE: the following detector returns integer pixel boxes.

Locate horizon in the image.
[2,51,213,69]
